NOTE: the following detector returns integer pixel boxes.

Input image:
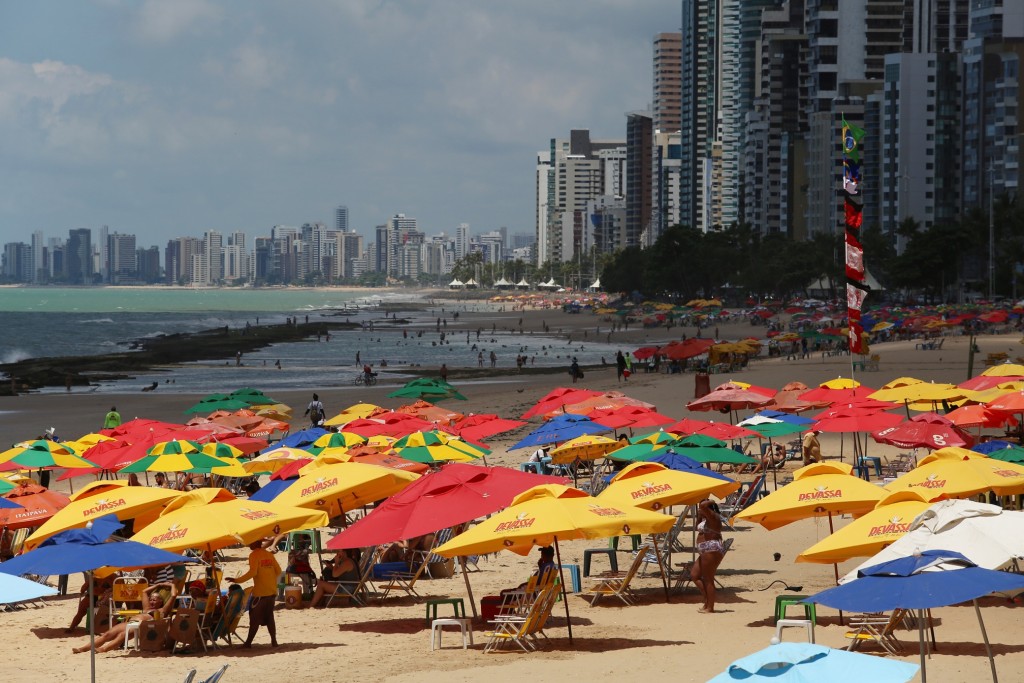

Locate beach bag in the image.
[623,369,631,378]
[310,402,325,424]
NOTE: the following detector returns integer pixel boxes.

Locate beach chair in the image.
[673,538,734,592]
[182,670,197,683]
[326,546,380,608]
[484,582,558,652]
[109,577,148,623]
[213,586,250,646]
[844,609,908,654]
[412,528,455,579]
[199,665,229,683]
[882,452,916,479]
[584,543,650,606]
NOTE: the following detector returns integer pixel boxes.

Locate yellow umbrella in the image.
[597,462,740,511]
[981,363,1024,377]
[311,432,367,449]
[268,462,419,519]
[795,490,932,564]
[548,434,621,465]
[242,446,313,475]
[435,484,675,558]
[819,377,861,389]
[255,404,293,421]
[323,403,385,427]
[24,484,184,551]
[71,433,116,447]
[130,496,327,553]
[734,461,885,530]
[884,447,1024,500]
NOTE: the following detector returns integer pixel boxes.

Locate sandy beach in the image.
[2,303,1022,683]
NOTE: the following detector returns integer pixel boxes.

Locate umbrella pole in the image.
[827,513,843,626]
[974,598,999,683]
[88,569,96,683]
[919,608,928,683]
[458,556,478,618]
[553,537,573,645]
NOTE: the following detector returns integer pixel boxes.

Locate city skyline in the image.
[0,1,672,246]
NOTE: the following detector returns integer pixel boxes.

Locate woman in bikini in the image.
[691,498,725,614]
[71,581,178,653]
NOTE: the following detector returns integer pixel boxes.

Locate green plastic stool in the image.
[608,534,643,551]
[775,595,816,625]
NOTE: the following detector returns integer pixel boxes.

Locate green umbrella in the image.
[120,451,233,473]
[229,388,279,405]
[606,443,665,462]
[649,435,757,466]
[386,378,467,403]
[744,422,807,439]
[184,396,253,414]
[987,447,1024,464]
[391,431,488,463]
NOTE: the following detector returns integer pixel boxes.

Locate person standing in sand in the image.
[103,406,121,429]
[228,537,283,648]
[691,499,724,613]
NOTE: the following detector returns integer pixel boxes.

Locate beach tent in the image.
[515,278,531,290]
[448,278,465,289]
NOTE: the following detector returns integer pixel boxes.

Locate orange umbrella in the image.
[763,382,828,413]
[686,384,772,412]
[0,483,71,529]
[395,400,465,425]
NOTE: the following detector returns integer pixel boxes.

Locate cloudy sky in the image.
[0,1,677,247]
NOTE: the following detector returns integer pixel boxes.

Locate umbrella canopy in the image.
[520,387,604,419]
[548,434,621,465]
[552,391,656,418]
[0,484,71,529]
[199,442,244,460]
[184,396,252,414]
[508,413,608,451]
[298,450,431,476]
[387,378,467,402]
[392,430,488,462]
[0,572,59,604]
[652,435,758,466]
[807,550,1024,612]
[587,406,675,430]
[796,491,933,564]
[762,382,831,413]
[647,452,735,482]
[130,497,328,552]
[146,439,203,456]
[743,421,808,439]
[665,419,759,440]
[884,447,1024,500]
[735,462,885,530]
[326,463,566,549]
[687,384,773,412]
[598,462,739,511]
[268,462,419,519]
[395,399,465,424]
[973,441,1024,464]
[434,484,675,557]
[814,410,903,434]
[23,485,183,551]
[0,514,198,576]
[842,499,1024,581]
[707,642,918,683]
[323,403,387,427]
[119,450,234,474]
[445,414,527,443]
[872,412,974,450]
[0,439,97,471]
[309,431,368,451]
[274,427,329,449]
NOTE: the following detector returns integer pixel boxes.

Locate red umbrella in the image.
[959,375,1024,391]
[763,382,829,413]
[813,411,903,434]
[551,392,656,418]
[798,385,878,403]
[686,386,772,412]
[326,463,565,549]
[445,414,527,443]
[342,415,434,438]
[0,484,70,529]
[213,435,269,455]
[944,404,1017,429]
[659,338,715,361]
[663,418,758,440]
[588,406,675,430]
[632,346,660,360]
[871,413,974,450]
[522,388,602,419]
[811,399,900,420]
[101,418,184,438]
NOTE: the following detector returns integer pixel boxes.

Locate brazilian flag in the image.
[842,116,866,163]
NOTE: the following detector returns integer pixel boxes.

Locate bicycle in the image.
[352,373,378,386]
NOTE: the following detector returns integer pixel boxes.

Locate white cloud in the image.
[133,0,221,43]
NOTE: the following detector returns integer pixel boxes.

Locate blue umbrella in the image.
[708,642,918,683]
[0,514,199,683]
[648,451,734,482]
[970,440,1016,455]
[508,413,607,451]
[272,427,328,450]
[247,478,294,503]
[0,572,58,604]
[804,549,1024,683]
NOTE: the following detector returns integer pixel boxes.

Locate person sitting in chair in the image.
[308,549,360,608]
[751,444,787,474]
[285,537,317,596]
[71,581,178,653]
[501,546,556,596]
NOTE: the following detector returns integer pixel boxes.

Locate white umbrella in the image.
[842,500,1024,583]
[0,572,58,604]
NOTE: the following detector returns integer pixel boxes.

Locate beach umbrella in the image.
[387,378,467,402]
[686,384,773,413]
[508,413,608,451]
[23,482,183,551]
[652,435,758,466]
[587,406,675,431]
[707,642,918,683]
[972,441,1024,464]
[199,442,244,459]
[323,403,387,427]
[945,404,1017,430]
[130,496,328,553]
[0,483,71,529]
[274,427,329,449]
[214,434,269,455]
[0,514,199,683]
[228,387,280,405]
[647,452,735,482]
[761,382,830,413]
[884,447,1024,500]
[598,462,738,511]
[298,450,430,476]
[243,446,313,475]
[443,414,527,445]
[552,391,656,418]
[658,338,715,361]
[308,431,368,451]
[743,421,807,439]
[183,395,252,414]
[548,434,621,465]
[0,440,97,471]
[435,484,675,642]
[521,388,602,419]
[267,462,420,520]
[735,462,885,530]
[0,572,58,605]
[395,400,465,425]
[605,441,667,463]
[665,419,759,440]
[805,550,1024,683]
[739,410,815,426]
[145,439,203,456]
[118,450,234,474]
[631,430,677,445]
[872,413,973,450]
[798,383,877,404]
[796,490,932,564]
[391,431,488,464]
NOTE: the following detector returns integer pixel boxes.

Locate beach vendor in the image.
[802,429,822,466]
[103,406,121,429]
[227,536,283,648]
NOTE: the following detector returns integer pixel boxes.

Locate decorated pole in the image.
[842,116,868,374]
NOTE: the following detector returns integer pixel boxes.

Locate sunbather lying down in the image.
[71,581,178,654]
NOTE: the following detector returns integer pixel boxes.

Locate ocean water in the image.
[0,287,621,395]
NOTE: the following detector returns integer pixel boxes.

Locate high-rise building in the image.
[653,33,682,133]
[455,223,470,260]
[335,205,349,233]
[535,151,552,265]
[66,229,92,284]
[31,231,45,283]
[679,0,719,232]
[108,233,137,284]
[386,214,420,279]
[626,112,653,251]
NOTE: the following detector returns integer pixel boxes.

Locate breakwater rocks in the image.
[0,321,360,395]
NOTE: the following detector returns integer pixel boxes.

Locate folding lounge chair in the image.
[844,609,908,655]
[213,586,251,646]
[109,577,148,623]
[584,543,650,606]
[673,538,734,592]
[199,665,229,683]
[719,475,766,520]
[326,546,380,608]
[484,583,558,652]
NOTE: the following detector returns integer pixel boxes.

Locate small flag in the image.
[842,117,866,163]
